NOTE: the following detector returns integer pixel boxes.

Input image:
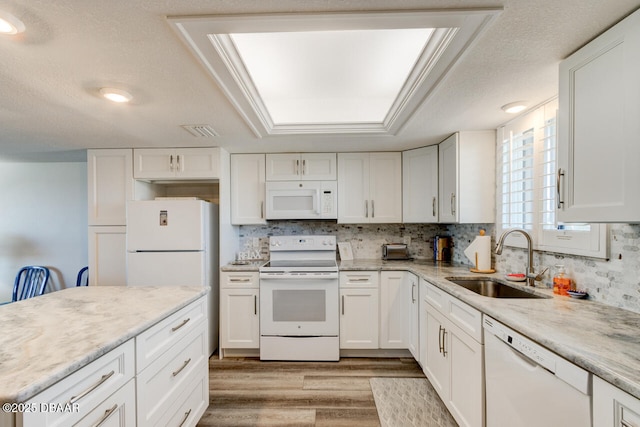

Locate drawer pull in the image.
[172,358,192,377]
[229,278,251,282]
[171,318,190,332]
[92,403,118,427]
[68,370,115,405]
[349,278,370,282]
[178,409,193,427]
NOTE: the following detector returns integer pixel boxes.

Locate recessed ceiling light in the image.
[0,11,25,35]
[99,88,133,103]
[501,102,527,114]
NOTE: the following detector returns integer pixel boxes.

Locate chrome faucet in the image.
[495,228,546,287]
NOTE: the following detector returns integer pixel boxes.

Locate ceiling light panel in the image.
[169,10,501,137]
[230,29,433,124]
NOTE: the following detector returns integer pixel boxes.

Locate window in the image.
[497,98,608,258]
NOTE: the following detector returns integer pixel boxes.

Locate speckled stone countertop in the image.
[221,258,640,399]
[220,260,266,271]
[0,286,207,404]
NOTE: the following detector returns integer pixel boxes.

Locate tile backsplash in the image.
[238,222,640,314]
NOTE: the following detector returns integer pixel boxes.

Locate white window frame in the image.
[497,98,608,259]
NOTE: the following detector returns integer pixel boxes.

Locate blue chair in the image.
[76,266,89,287]
[12,266,50,302]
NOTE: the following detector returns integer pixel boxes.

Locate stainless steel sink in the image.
[445,277,549,299]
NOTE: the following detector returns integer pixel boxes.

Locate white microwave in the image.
[265,181,337,220]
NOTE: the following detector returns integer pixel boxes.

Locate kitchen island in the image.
[0,285,209,427]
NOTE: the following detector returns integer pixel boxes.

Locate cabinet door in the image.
[87,149,133,226]
[379,271,408,349]
[439,134,458,223]
[266,153,300,181]
[558,9,640,222]
[407,273,419,360]
[403,146,438,223]
[593,376,640,427]
[177,147,219,179]
[423,303,450,399]
[369,152,402,223]
[340,288,379,349]
[448,322,484,427]
[88,226,127,286]
[220,288,259,348]
[338,153,370,223]
[133,149,175,179]
[301,153,337,180]
[231,154,266,224]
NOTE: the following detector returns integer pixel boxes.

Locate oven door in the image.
[260,277,339,336]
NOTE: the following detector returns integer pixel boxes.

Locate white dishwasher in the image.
[483,316,592,427]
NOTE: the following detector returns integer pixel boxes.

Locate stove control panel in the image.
[269,235,336,251]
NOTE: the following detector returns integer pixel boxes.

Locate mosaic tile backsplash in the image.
[238,222,640,314]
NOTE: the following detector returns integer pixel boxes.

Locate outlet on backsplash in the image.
[403,236,411,245]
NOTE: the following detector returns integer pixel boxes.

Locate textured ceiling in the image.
[0,0,639,161]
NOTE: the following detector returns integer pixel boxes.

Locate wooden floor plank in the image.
[198,356,426,427]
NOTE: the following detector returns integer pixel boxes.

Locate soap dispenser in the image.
[553,265,573,296]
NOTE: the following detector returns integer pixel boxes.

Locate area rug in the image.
[370,377,458,427]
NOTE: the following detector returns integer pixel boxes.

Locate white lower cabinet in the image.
[422,280,484,427]
[379,271,410,349]
[593,376,640,427]
[339,271,379,349]
[136,297,209,426]
[21,340,135,427]
[220,272,260,351]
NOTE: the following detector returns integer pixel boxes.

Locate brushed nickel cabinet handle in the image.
[438,325,444,354]
[68,370,115,404]
[92,404,118,427]
[342,295,345,315]
[371,200,375,218]
[365,200,369,218]
[556,168,565,209]
[172,358,192,377]
[178,409,193,427]
[432,197,436,218]
[230,278,251,283]
[302,159,306,175]
[412,283,416,303]
[254,295,257,315]
[261,201,264,219]
[169,155,174,171]
[296,159,299,175]
[171,318,190,332]
[177,154,181,172]
[450,193,456,216]
[442,328,448,356]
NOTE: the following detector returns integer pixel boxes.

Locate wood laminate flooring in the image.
[197,356,428,427]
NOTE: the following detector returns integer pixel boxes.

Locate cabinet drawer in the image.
[74,378,135,427]
[136,297,206,372]
[423,281,482,343]
[423,280,447,312]
[448,297,482,343]
[157,363,209,427]
[220,271,259,288]
[22,340,134,427]
[137,320,207,426]
[339,271,379,288]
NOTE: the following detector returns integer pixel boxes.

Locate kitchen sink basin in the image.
[445,277,549,299]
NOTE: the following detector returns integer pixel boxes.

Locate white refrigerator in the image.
[126,198,219,355]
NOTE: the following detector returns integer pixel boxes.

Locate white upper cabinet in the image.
[338,152,402,223]
[438,131,495,223]
[133,147,220,180]
[87,149,134,226]
[231,154,266,225]
[266,153,336,181]
[403,146,438,223]
[558,8,640,223]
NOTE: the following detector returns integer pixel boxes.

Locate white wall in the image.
[0,162,88,301]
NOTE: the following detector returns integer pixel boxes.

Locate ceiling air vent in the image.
[181,124,219,137]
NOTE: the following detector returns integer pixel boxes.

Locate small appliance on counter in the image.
[433,235,452,262]
[382,243,412,260]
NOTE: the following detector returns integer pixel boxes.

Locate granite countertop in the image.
[0,286,207,404]
[221,258,640,399]
[220,260,266,271]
